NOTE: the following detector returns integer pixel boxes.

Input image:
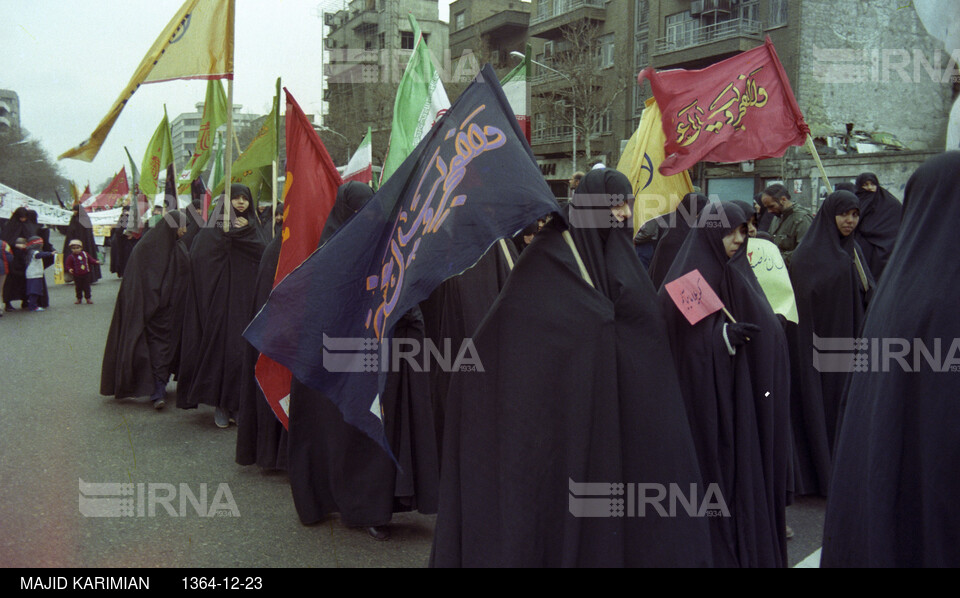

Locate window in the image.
[455,11,465,30]
[401,31,414,50]
[593,111,612,135]
[636,0,648,27]
[598,34,615,69]
[739,0,760,23]
[768,0,788,27]
[379,32,385,49]
[665,11,697,49]
[634,37,648,70]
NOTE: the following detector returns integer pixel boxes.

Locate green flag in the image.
[213,78,281,203]
[140,108,174,197]
[379,15,449,185]
[178,79,228,193]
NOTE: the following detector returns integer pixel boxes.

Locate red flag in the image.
[638,36,809,176]
[85,169,130,210]
[255,88,344,428]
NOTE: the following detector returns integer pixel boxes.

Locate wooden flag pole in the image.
[721,306,737,323]
[223,79,235,233]
[498,238,515,271]
[271,160,278,239]
[561,230,594,288]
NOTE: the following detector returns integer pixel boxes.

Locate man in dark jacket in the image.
[762,183,813,267]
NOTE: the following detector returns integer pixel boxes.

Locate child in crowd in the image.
[65,239,101,304]
[24,236,55,312]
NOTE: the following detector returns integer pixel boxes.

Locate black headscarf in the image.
[658,201,791,567]
[432,168,712,567]
[101,211,191,398]
[648,192,710,290]
[177,187,266,413]
[318,181,373,246]
[822,151,960,567]
[787,191,874,497]
[853,172,901,281]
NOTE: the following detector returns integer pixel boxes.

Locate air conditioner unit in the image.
[691,0,704,16]
[490,50,500,64]
[543,41,554,59]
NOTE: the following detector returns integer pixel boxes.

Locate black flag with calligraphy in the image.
[244,64,560,455]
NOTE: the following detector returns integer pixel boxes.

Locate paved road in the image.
[0,233,824,568]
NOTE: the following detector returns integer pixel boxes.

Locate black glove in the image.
[725,322,760,348]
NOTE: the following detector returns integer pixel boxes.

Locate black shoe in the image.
[365,526,390,541]
[4,304,14,313]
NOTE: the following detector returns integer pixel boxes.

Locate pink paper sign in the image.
[664,269,725,325]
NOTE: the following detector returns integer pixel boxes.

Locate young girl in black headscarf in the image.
[177,184,265,427]
[658,201,791,567]
[788,190,874,497]
[853,172,901,281]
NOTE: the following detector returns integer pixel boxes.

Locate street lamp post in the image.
[316,124,350,163]
[511,51,576,174]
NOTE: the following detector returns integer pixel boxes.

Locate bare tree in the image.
[0,128,70,201]
[534,20,631,164]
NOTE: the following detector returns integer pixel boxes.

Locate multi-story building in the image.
[322,0,449,165]
[0,89,20,132]
[170,103,263,172]
[448,0,534,71]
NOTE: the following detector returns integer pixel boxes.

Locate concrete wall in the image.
[797,0,953,150]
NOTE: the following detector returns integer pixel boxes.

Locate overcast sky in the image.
[1,0,451,192]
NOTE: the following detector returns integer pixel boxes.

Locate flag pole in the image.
[561,230,594,288]
[271,160,278,238]
[224,79,234,233]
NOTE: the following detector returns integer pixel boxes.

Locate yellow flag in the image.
[59,0,235,163]
[617,97,694,235]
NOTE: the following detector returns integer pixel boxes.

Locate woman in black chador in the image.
[648,192,709,290]
[657,201,791,568]
[2,208,53,310]
[101,211,191,408]
[853,172,901,281]
[286,181,440,541]
[177,184,265,427]
[431,169,712,567]
[822,151,960,567]
[787,190,874,497]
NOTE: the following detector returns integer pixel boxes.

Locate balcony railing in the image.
[654,18,762,54]
[531,0,605,26]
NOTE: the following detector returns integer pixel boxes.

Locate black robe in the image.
[787,191,873,497]
[62,207,102,283]
[648,192,710,290]
[236,235,288,470]
[286,181,439,526]
[100,212,190,398]
[419,240,516,453]
[822,151,960,567]
[431,169,712,567]
[177,203,265,413]
[658,201,791,568]
[108,208,139,278]
[2,209,52,308]
[853,172,901,282]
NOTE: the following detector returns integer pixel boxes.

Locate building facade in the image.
[322,0,450,165]
[0,89,20,132]
[170,103,262,173]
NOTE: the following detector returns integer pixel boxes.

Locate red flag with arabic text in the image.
[638,36,809,176]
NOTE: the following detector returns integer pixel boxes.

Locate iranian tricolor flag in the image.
[342,127,373,185]
[502,43,531,144]
[378,15,449,185]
